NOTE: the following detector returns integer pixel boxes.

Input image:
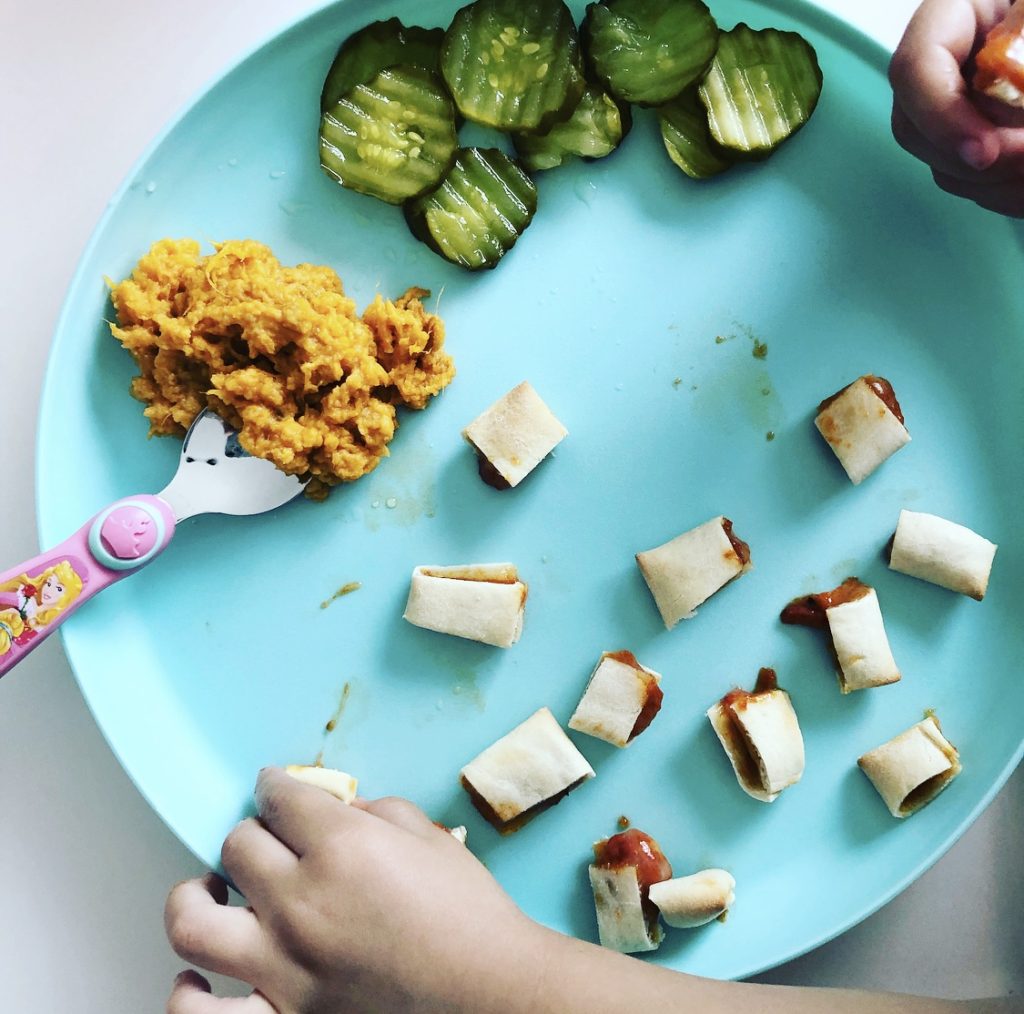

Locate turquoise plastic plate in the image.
[37,0,1024,981]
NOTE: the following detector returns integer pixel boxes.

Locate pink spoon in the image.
[0,410,305,678]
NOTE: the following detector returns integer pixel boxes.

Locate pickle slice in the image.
[320,18,445,112]
[582,0,719,107]
[440,0,585,133]
[513,84,632,170]
[657,88,731,179]
[319,67,458,205]
[405,147,538,270]
[699,23,822,158]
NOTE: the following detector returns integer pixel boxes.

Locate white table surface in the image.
[2,1,1021,1011]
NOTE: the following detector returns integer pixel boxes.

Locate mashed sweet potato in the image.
[109,238,455,498]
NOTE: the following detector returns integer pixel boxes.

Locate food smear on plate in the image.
[109,239,455,499]
[324,681,352,734]
[320,581,362,610]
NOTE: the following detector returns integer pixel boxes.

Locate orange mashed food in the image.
[109,238,455,498]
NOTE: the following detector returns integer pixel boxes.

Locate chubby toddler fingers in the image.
[932,167,1024,213]
[352,795,440,838]
[221,818,298,907]
[167,971,278,1014]
[255,766,359,856]
[889,0,1005,169]
[165,874,267,983]
[891,102,1024,180]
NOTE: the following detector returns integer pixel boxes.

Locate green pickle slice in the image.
[657,88,732,179]
[700,23,823,158]
[405,147,538,270]
[319,66,458,205]
[514,84,632,171]
[441,0,585,133]
[582,0,719,107]
[320,18,445,112]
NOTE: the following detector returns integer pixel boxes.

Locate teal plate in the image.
[37,0,1024,981]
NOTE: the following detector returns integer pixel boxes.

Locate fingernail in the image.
[959,138,995,170]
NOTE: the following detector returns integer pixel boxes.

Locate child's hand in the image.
[164,768,548,1014]
[890,0,1024,215]
[162,772,1016,1014]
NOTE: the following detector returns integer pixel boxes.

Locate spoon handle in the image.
[0,495,176,678]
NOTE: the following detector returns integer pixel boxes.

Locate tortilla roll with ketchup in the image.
[569,650,664,747]
[589,829,671,953]
[858,715,961,818]
[649,868,736,929]
[889,509,997,601]
[462,380,568,489]
[707,668,804,802]
[636,516,752,629]
[974,2,1024,107]
[781,578,901,693]
[814,375,909,484]
[403,563,527,647]
[460,707,594,834]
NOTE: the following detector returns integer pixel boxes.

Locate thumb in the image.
[889,0,1002,170]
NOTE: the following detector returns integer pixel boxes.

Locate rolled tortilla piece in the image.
[636,516,752,629]
[403,563,527,647]
[462,381,568,489]
[589,829,672,953]
[568,650,664,747]
[460,707,595,834]
[781,578,901,694]
[814,375,910,484]
[858,715,961,818]
[889,510,997,601]
[707,668,804,802]
[649,869,736,929]
[973,1,1024,107]
[284,765,358,803]
[589,866,662,953]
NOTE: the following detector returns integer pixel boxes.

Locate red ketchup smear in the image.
[593,828,673,932]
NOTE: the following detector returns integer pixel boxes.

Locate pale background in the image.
[1,1,1021,1011]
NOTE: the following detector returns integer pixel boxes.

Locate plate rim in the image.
[35,0,1024,982]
